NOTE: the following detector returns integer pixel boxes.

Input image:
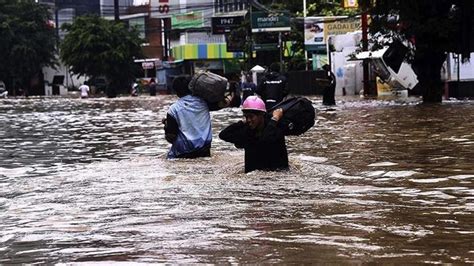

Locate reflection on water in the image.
[0,96,473,264]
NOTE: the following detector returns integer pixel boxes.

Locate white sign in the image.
[150,0,180,18]
[142,62,155,69]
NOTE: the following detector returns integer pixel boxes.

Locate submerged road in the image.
[0,96,473,264]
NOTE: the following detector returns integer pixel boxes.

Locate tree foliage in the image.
[360,0,474,102]
[60,15,144,95]
[0,0,56,90]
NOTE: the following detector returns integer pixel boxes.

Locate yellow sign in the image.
[343,0,358,8]
[305,16,365,50]
[325,19,361,36]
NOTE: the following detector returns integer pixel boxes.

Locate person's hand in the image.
[225,91,234,103]
[271,108,283,122]
[219,91,234,108]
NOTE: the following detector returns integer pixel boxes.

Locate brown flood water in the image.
[0,96,473,264]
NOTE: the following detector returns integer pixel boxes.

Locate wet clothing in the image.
[256,72,289,110]
[219,118,288,173]
[149,82,157,96]
[79,84,90,98]
[322,70,336,106]
[228,81,242,107]
[241,81,257,103]
[131,83,139,96]
[165,95,212,159]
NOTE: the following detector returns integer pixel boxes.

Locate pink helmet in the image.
[242,96,266,113]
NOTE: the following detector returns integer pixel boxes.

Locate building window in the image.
[129,17,146,39]
[215,0,247,13]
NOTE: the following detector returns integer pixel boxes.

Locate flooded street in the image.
[0,96,473,264]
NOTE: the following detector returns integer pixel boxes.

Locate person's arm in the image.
[208,91,234,111]
[163,113,179,143]
[219,121,249,148]
[330,72,336,86]
[260,108,285,143]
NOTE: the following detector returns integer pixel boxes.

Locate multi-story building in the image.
[40,0,251,94]
[149,0,248,78]
[39,0,135,39]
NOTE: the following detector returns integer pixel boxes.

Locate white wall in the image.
[43,62,86,95]
[448,53,474,81]
[331,47,363,96]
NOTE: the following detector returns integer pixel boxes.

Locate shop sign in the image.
[251,11,290,32]
[150,0,179,18]
[171,11,203,29]
[142,62,155,69]
[305,16,361,51]
[343,0,358,8]
[212,15,244,34]
[252,43,279,51]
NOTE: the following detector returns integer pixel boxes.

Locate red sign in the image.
[158,0,169,13]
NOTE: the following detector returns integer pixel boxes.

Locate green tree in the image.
[0,0,56,94]
[360,0,474,103]
[60,15,144,97]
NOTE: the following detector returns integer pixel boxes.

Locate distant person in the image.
[131,81,139,96]
[0,85,8,98]
[256,63,289,110]
[79,82,90,99]
[223,73,242,107]
[322,64,336,106]
[219,96,289,173]
[148,78,157,96]
[163,75,234,159]
[241,74,257,103]
[228,80,242,108]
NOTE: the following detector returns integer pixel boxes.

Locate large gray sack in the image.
[189,71,228,103]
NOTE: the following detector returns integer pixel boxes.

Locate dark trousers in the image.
[176,145,211,159]
[323,85,336,106]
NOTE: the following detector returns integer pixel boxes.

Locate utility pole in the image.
[114,0,120,21]
[278,32,283,69]
[361,11,373,96]
[54,0,59,45]
[303,0,308,70]
[107,0,119,98]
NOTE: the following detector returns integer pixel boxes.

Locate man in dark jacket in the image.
[322,64,336,105]
[241,74,257,103]
[256,63,289,110]
[219,96,288,173]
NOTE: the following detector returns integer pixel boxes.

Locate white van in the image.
[355,42,418,90]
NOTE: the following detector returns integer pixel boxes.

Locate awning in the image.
[171,43,244,60]
[250,65,265,72]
